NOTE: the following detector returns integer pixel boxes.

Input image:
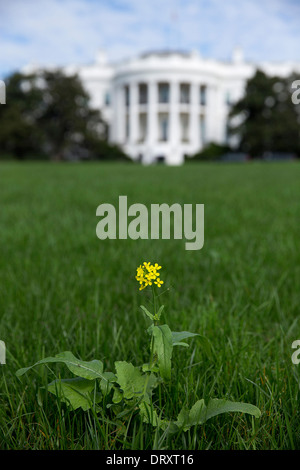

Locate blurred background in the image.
[0,0,300,163]
[1,1,300,451]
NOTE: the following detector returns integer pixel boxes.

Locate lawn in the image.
[0,161,300,450]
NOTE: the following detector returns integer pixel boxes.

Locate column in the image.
[206,84,218,143]
[114,83,125,144]
[189,82,200,151]
[169,81,180,148]
[129,82,139,145]
[146,81,158,161]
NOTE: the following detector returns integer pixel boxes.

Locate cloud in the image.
[0,0,299,77]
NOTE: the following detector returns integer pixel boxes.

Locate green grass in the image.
[0,161,300,450]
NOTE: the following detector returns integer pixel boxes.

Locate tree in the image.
[37,69,108,160]
[229,70,300,157]
[0,73,45,159]
[0,69,129,161]
[185,142,231,162]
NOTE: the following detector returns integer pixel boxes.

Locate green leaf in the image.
[112,387,123,404]
[140,305,154,321]
[200,398,261,423]
[149,324,173,382]
[138,401,168,430]
[16,351,106,381]
[175,405,192,430]
[144,372,159,402]
[47,377,97,411]
[174,398,261,431]
[154,305,165,321]
[99,372,117,395]
[142,363,159,373]
[139,401,159,427]
[115,361,146,401]
[171,331,199,344]
[172,331,213,357]
[180,399,206,429]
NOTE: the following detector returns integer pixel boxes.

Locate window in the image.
[139,113,147,142]
[158,83,169,104]
[180,84,190,104]
[180,113,189,142]
[158,113,169,141]
[139,84,148,104]
[200,115,206,144]
[225,91,231,106]
[104,91,111,106]
[125,113,130,140]
[125,85,130,107]
[200,85,206,106]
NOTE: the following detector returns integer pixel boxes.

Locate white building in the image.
[26,48,300,165]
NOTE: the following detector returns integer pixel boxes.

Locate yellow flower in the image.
[136,262,163,290]
[154,278,164,288]
[143,262,151,271]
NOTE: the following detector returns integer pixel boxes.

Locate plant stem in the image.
[152,285,157,320]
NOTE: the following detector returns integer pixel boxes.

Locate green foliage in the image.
[1,162,299,449]
[0,70,130,162]
[47,377,98,411]
[16,283,261,435]
[147,324,173,381]
[186,142,231,162]
[172,399,261,432]
[171,331,211,355]
[0,73,45,159]
[16,351,106,381]
[85,138,131,162]
[114,361,149,401]
[229,70,300,157]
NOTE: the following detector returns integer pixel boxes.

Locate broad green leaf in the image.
[200,398,261,423]
[115,361,147,400]
[100,372,117,395]
[114,362,157,404]
[47,377,97,411]
[149,324,173,382]
[112,387,123,404]
[142,363,159,374]
[183,399,206,429]
[175,405,192,430]
[174,398,261,431]
[172,342,189,348]
[140,305,154,321]
[16,351,106,381]
[107,403,123,417]
[144,372,159,403]
[172,331,212,356]
[171,331,199,344]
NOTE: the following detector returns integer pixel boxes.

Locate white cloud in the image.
[0,0,299,76]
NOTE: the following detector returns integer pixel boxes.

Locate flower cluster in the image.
[136,262,164,290]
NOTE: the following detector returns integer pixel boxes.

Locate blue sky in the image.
[1,0,300,77]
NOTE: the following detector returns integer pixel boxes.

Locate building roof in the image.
[139,50,195,59]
